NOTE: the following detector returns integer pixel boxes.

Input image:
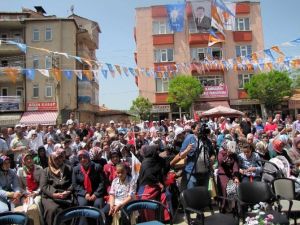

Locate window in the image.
[153,21,172,34]
[235,18,250,31]
[1,60,8,67]
[13,33,22,42]
[0,87,8,96]
[45,55,52,69]
[212,47,222,60]
[16,87,23,96]
[236,45,252,57]
[45,85,53,98]
[156,78,169,92]
[45,27,52,41]
[33,85,39,98]
[33,56,39,69]
[238,74,253,89]
[196,75,224,86]
[154,49,174,62]
[33,28,40,41]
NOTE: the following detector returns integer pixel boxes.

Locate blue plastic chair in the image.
[121,199,173,225]
[0,211,28,225]
[53,206,105,225]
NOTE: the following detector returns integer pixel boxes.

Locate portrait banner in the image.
[166,4,185,32]
[191,0,212,33]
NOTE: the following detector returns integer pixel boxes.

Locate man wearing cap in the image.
[106,120,118,138]
[10,130,29,166]
[168,121,176,133]
[150,121,159,133]
[174,119,183,129]
[93,123,105,141]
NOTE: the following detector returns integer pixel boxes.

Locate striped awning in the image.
[20,111,58,125]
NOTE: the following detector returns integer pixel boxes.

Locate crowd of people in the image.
[1,111,300,224]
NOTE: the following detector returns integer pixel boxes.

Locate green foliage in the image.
[291,69,300,88]
[167,75,203,111]
[244,70,293,111]
[130,96,152,121]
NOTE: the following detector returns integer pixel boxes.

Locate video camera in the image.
[198,123,211,140]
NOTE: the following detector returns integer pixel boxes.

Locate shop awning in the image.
[20,111,58,125]
[0,113,21,126]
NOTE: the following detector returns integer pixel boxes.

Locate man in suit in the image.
[194,6,211,33]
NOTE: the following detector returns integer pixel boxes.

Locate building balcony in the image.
[151,6,167,17]
[233,31,252,42]
[0,37,25,55]
[0,96,24,112]
[153,34,174,45]
[189,33,210,45]
[236,3,250,14]
[155,92,168,104]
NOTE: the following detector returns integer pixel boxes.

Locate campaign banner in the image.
[202,85,228,98]
[191,0,212,33]
[27,102,57,111]
[166,3,185,32]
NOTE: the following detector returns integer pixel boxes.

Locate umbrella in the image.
[201,106,244,117]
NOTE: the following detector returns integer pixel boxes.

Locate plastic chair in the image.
[237,181,289,225]
[121,199,173,225]
[53,206,105,225]
[180,186,238,225]
[0,211,28,225]
[272,178,300,225]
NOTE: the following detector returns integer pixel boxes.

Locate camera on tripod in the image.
[198,123,211,140]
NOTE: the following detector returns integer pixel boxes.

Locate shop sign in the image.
[151,105,171,113]
[0,96,22,111]
[202,85,228,98]
[230,99,260,105]
[27,102,57,111]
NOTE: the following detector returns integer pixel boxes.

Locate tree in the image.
[130,96,152,121]
[291,69,300,88]
[244,70,293,113]
[167,75,204,117]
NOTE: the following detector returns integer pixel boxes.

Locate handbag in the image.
[226,179,237,199]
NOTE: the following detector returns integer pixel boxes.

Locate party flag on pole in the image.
[131,152,141,182]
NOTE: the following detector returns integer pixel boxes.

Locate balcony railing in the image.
[0,96,24,111]
[0,37,24,43]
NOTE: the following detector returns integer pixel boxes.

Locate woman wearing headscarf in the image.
[16,153,43,225]
[72,150,105,225]
[0,155,22,212]
[33,146,48,169]
[40,152,73,225]
[217,140,239,213]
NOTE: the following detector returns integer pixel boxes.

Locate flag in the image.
[7,40,27,53]
[73,56,82,63]
[264,49,275,61]
[4,68,18,83]
[135,68,140,77]
[291,38,300,44]
[23,69,35,80]
[106,63,115,77]
[52,68,61,81]
[131,152,141,181]
[271,46,285,56]
[38,69,49,77]
[220,2,236,30]
[74,70,82,80]
[115,65,122,75]
[128,67,136,76]
[63,70,73,80]
[123,67,129,76]
[82,58,93,68]
[83,70,93,80]
[166,3,185,32]
[208,32,225,46]
[101,69,108,79]
[211,1,224,35]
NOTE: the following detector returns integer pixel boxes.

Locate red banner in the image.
[202,85,228,98]
[26,102,57,111]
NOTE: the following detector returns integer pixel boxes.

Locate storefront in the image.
[151,104,171,121]
[230,99,261,118]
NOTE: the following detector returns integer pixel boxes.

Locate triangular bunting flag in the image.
[7,40,27,53]
[23,69,35,80]
[73,56,82,63]
[208,33,225,47]
[106,63,115,77]
[82,58,93,68]
[271,46,285,56]
[74,70,82,80]
[123,67,129,77]
[115,65,122,75]
[128,68,136,76]
[264,49,275,61]
[83,70,93,81]
[63,70,73,80]
[38,69,50,77]
[4,67,18,83]
[101,69,108,79]
[52,68,61,81]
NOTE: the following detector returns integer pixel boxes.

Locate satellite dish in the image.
[70,5,74,14]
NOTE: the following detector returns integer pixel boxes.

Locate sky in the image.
[1,0,300,110]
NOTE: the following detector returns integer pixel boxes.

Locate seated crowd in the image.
[1,112,300,224]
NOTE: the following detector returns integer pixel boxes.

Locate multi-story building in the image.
[0,6,101,126]
[135,1,264,120]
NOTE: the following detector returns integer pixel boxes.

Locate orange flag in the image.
[233,64,238,71]
[251,53,258,63]
[276,56,285,64]
[291,59,300,68]
[52,68,61,81]
[271,46,285,56]
[208,34,225,47]
[247,64,253,71]
[4,67,18,83]
[83,70,93,80]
